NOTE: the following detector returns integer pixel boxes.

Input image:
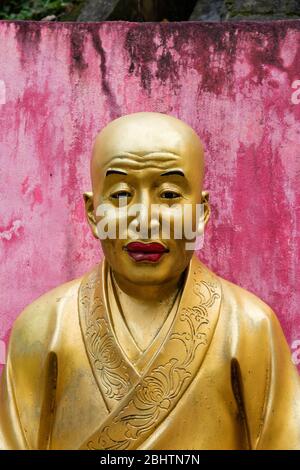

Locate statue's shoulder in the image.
[196,257,277,325]
[15,278,80,325]
[3,265,101,381]
[216,271,278,326]
[10,266,98,344]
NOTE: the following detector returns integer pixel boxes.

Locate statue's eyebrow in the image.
[105,169,127,176]
[160,170,185,177]
[105,169,185,177]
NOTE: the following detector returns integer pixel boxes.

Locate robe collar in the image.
[107,265,183,375]
[78,254,222,450]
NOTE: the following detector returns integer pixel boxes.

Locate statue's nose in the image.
[138,190,152,228]
[130,189,160,239]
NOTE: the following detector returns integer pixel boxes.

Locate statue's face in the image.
[89,112,205,288]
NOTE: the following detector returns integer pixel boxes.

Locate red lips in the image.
[124,242,169,262]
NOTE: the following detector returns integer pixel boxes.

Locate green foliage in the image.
[0,0,83,20]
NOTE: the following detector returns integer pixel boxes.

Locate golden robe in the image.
[0,255,300,450]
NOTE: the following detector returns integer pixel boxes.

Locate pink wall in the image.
[0,20,300,371]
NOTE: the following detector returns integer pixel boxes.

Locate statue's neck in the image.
[111,270,184,302]
[110,270,184,352]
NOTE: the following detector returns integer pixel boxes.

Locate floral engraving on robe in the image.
[85,267,221,450]
[79,268,131,401]
[86,317,130,400]
[171,280,220,366]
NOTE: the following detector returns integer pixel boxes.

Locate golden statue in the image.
[0,112,299,450]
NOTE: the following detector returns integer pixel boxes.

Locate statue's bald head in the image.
[91,112,205,203]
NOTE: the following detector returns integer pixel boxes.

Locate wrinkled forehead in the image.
[90,115,205,201]
[92,115,203,172]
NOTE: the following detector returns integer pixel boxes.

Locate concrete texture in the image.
[0,20,299,371]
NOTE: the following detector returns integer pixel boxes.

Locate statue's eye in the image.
[110,191,131,199]
[160,191,181,199]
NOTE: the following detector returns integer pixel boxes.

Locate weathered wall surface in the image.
[0,20,299,370]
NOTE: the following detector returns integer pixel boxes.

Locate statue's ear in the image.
[197,190,210,235]
[83,192,99,239]
[201,190,210,225]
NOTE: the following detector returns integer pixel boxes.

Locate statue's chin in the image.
[110,260,189,291]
